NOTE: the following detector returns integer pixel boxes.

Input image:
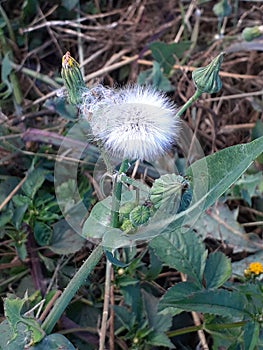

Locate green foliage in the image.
[150,230,207,288]
[137,61,174,91]
[3,295,45,346]
[149,41,191,74]
[137,41,191,90]
[0,52,13,99]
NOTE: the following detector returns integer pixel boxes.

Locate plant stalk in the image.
[175,89,202,118]
[99,158,129,349]
[41,244,103,335]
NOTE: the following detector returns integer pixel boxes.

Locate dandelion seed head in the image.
[82,85,180,160]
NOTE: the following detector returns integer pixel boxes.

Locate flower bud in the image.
[213,0,231,19]
[242,26,263,42]
[192,52,224,94]
[61,51,86,105]
[129,205,151,227]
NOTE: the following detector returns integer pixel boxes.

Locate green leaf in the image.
[0,208,13,227]
[114,305,136,332]
[48,219,85,254]
[204,252,232,289]
[137,61,174,91]
[0,320,29,350]
[243,321,260,350]
[62,0,79,11]
[34,221,52,246]
[145,247,162,280]
[22,168,47,199]
[149,41,191,74]
[12,194,31,206]
[186,136,263,213]
[147,332,175,348]
[159,287,248,318]
[29,333,76,350]
[142,290,175,348]
[4,296,45,345]
[126,136,263,244]
[150,229,207,288]
[0,52,13,99]
[82,196,112,239]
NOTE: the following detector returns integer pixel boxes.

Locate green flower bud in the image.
[61,51,86,105]
[213,0,231,19]
[192,52,224,94]
[129,205,151,227]
[119,202,137,220]
[242,26,263,42]
[120,219,136,234]
[150,174,188,213]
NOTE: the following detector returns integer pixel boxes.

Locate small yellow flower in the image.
[244,262,263,277]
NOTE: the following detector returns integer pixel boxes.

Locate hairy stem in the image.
[42,245,103,335]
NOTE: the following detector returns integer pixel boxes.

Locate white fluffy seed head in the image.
[82,85,180,161]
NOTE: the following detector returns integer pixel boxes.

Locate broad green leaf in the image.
[4,296,45,345]
[149,41,191,74]
[22,168,47,199]
[0,177,19,204]
[124,136,263,244]
[82,196,112,239]
[186,136,263,211]
[29,333,76,350]
[48,219,85,254]
[0,320,29,350]
[0,208,13,227]
[150,230,207,288]
[204,252,231,289]
[34,221,52,246]
[142,290,174,348]
[146,332,175,348]
[145,247,162,280]
[159,287,248,318]
[243,321,260,350]
[12,194,31,206]
[82,189,138,242]
[114,305,136,332]
[137,61,174,91]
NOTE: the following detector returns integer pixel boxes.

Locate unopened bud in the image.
[61,51,86,105]
[242,26,263,42]
[129,205,151,227]
[192,52,224,94]
[213,0,231,19]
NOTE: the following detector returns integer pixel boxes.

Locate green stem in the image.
[166,320,246,338]
[110,159,129,228]
[41,244,103,335]
[176,89,202,118]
